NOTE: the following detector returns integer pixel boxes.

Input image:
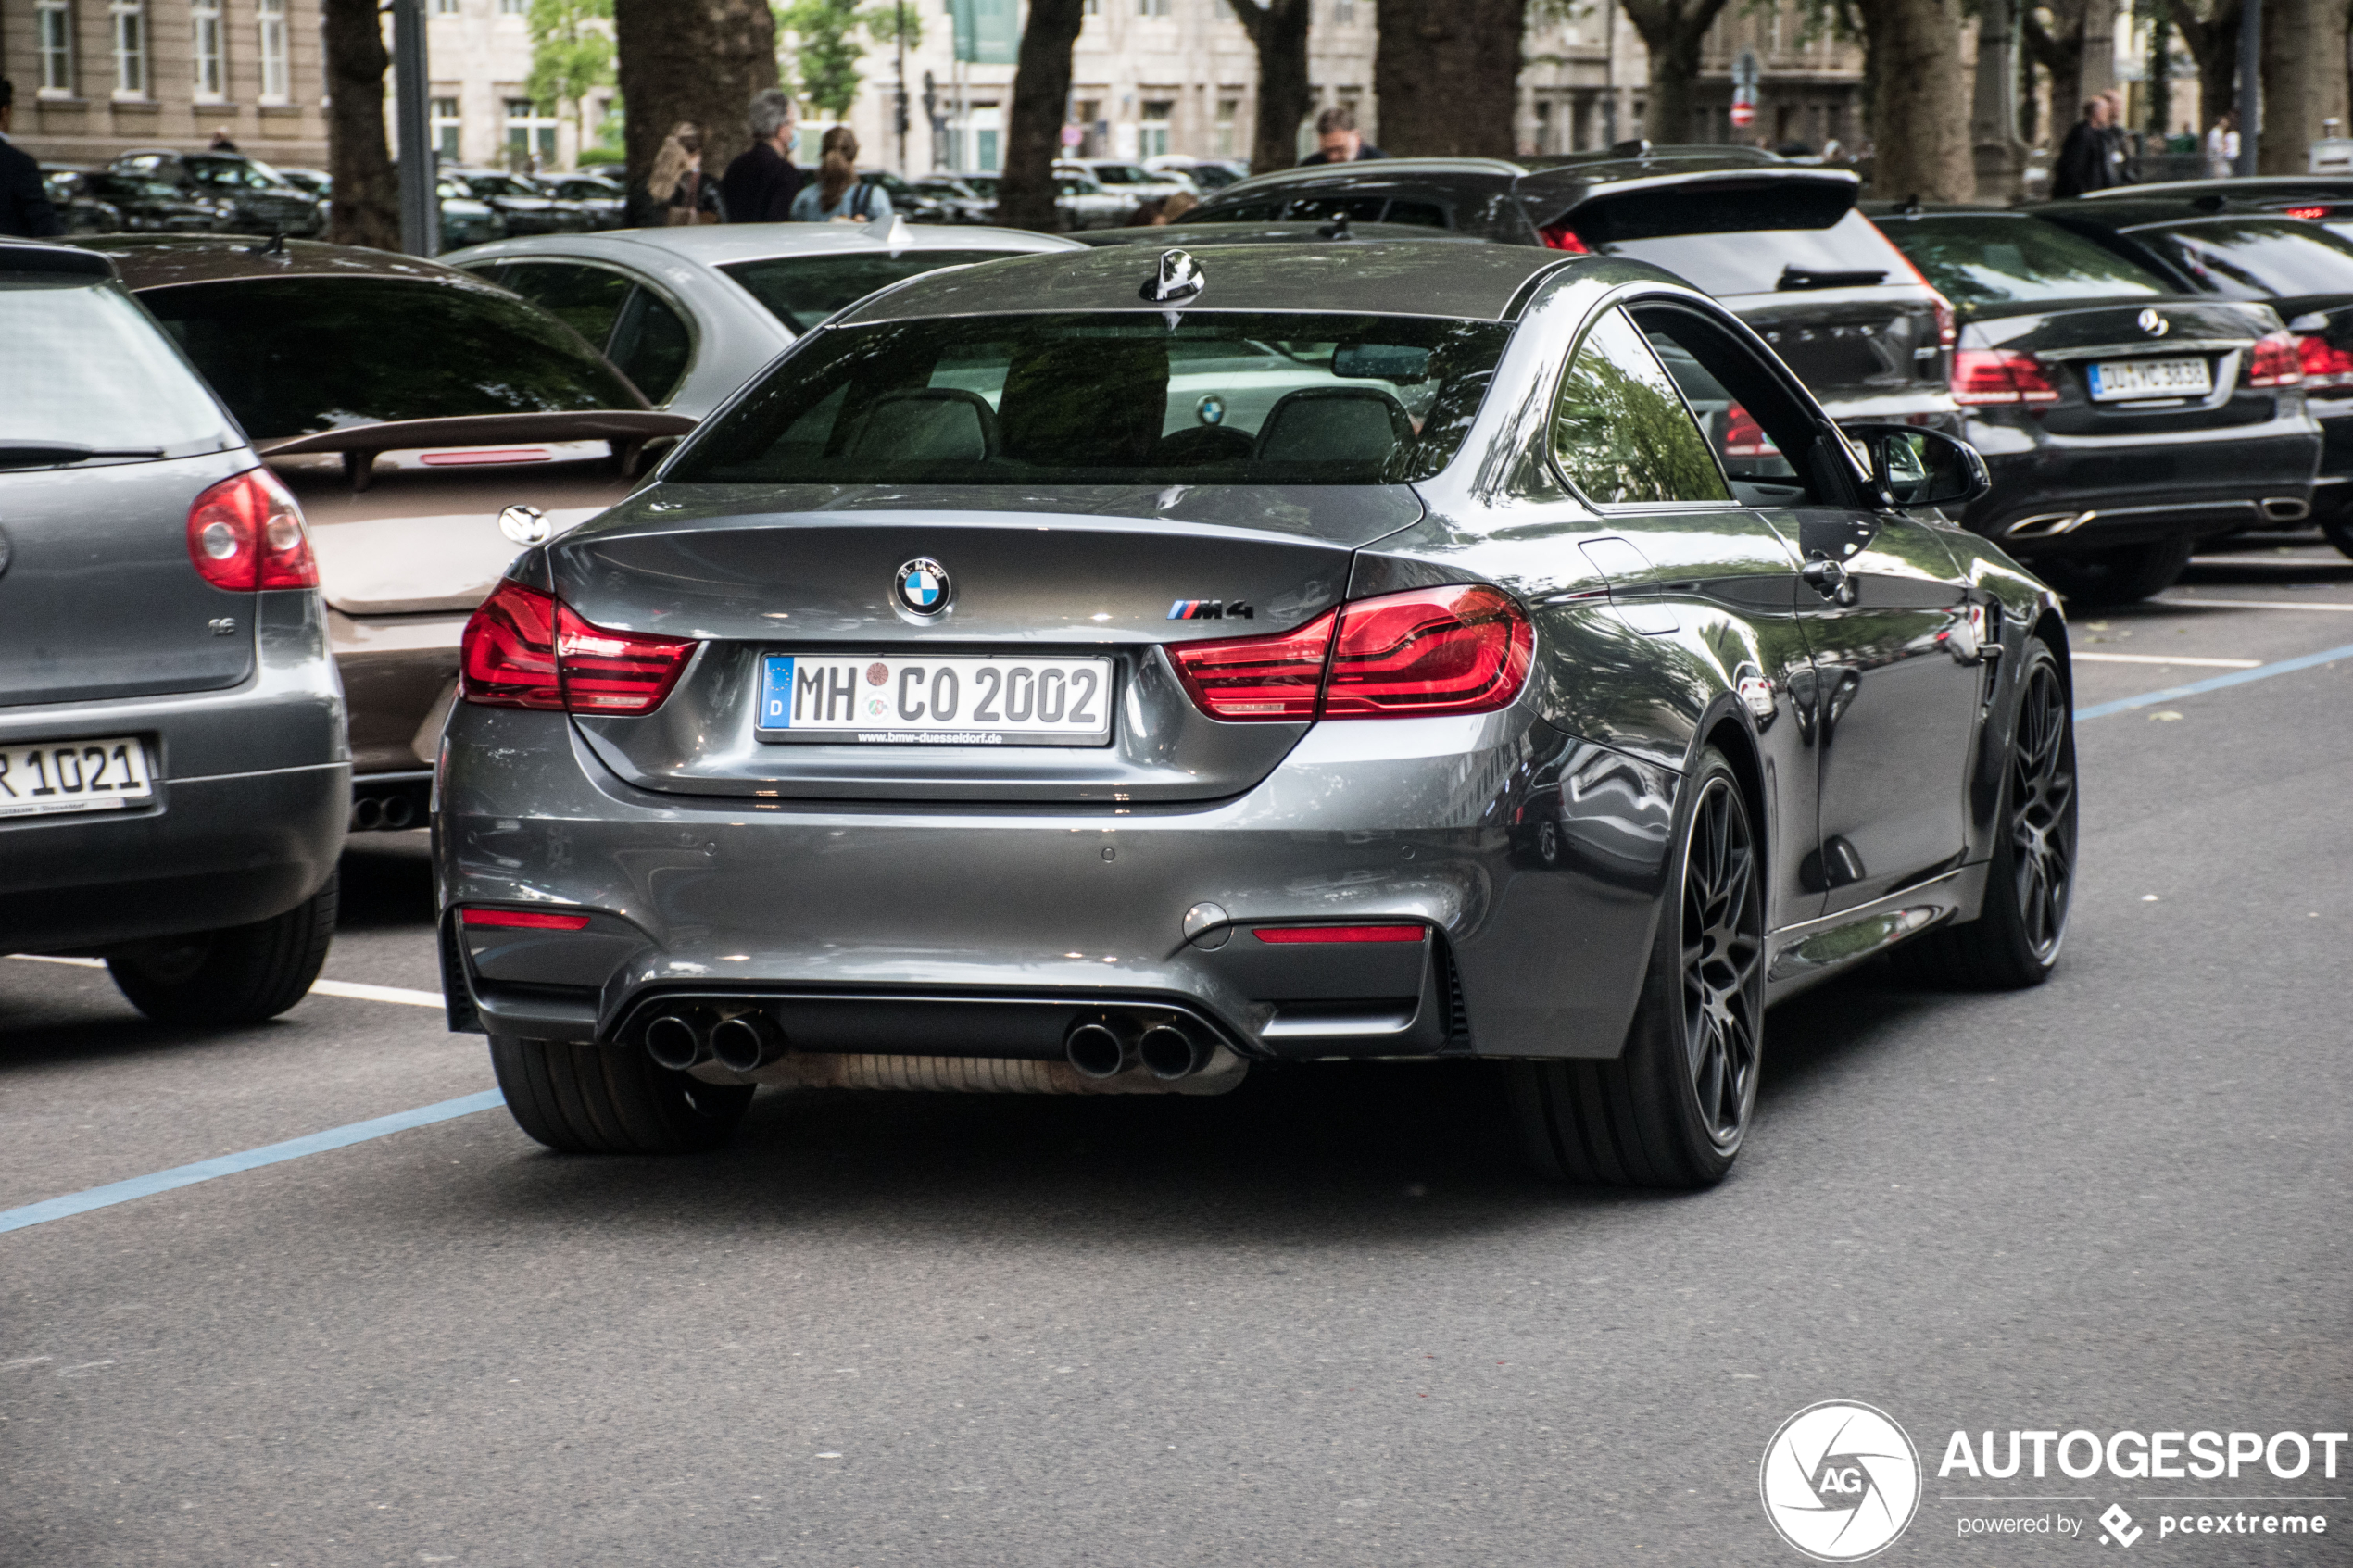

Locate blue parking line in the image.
[0,1090,503,1236]
[2077,641,2353,721]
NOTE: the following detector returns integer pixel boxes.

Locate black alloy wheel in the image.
[1510,746,1765,1188]
[2035,535,2196,606]
[1894,637,2078,989]
[2321,513,2353,561]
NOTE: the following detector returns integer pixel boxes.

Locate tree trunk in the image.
[1371,0,1526,157]
[612,0,779,199]
[2171,0,2241,125]
[1224,0,1314,173]
[1619,0,1733,144]
[321,0,397,250]
[998,0,1086,232]
[2260,0,2347,170]
[2022,0,2087,132]
[1855,0,1974,200]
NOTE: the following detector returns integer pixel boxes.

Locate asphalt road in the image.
[5,543,2350,1567]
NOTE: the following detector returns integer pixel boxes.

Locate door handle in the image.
[1801,556,1856,605]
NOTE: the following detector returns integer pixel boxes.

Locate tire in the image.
[1508,747,1764,1189]
[2033,534,2196,605]
[107,872,338,1026]
[489,1035,754,1154]
[2321,514,2353,560]
[1893,638,2077,990]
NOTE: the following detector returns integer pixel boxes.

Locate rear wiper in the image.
[1777,266,1888,291]
[0,441,167,470]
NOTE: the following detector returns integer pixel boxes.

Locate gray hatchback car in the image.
[0,242,346,1022]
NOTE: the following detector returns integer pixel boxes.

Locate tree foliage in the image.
[775,0,922,120]
[526,0,616,142]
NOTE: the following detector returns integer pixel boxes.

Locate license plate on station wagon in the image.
[2087,357,2212,400]
[757,655,1114,746]
[0,735,155,819]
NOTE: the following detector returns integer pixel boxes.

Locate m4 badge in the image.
[1167,600,1253,621]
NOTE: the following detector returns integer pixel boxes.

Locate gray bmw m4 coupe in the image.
[436,242,2078,1188]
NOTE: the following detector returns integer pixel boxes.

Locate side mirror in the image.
[1844,421,1991,510]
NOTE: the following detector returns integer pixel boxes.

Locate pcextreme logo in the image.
[1760,1401,1924,1561]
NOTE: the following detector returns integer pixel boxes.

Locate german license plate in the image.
[757,655,1114,746]
[2087,357,2212,400]
[0,735,155,819]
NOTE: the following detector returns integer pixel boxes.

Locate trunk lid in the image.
[1728,286,1948,406]
[1964,297,2285,434]
[549,483,1421,803]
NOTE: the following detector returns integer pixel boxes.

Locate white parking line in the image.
[2159,596,2353,612]
[2072,652,2261,669]
[6,954,443,1009]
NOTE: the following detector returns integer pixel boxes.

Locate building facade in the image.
[422,0,614,173]
[2,0,329,168]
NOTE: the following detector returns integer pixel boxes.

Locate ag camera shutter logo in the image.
[1760,1400,1922,1561]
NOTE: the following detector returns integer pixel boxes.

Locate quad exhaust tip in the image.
[645,1010,787,1073]
[2004,510,2095,539]
[2263,496,2310,521]
[644,1013,708,1071]
[1063,1020,1135,1079]
[1065,1014,1215,1081]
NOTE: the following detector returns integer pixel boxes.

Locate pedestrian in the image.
[2101,89,2137,186]
[2205,110,2240,178]
[208,126,239,152]
[2051,97,2120,199]
[1157,190,1199,224]
[790,127,890,222]
[1298,105,1387,166]
[720,88,806,223]
[629,122,719,227]
[0,80,64,239]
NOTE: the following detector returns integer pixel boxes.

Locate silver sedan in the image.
[441,219,1087,419]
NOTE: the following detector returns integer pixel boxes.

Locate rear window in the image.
[2128,219,2353,298]
[717,250,1042,332]
[139,276,638,441]
[1588,206,1911,298]
[1877,214,2170,304]
[669,310,1511,486]
[0,280,232,457]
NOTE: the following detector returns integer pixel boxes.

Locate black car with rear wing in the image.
[1869,205,2320,602]
[1173,147,1961,434]
[2032,196,2353,560]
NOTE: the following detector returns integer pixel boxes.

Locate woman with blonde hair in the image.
[789,126,891,222]
[632,120,720,226]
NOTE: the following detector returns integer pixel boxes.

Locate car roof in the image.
[834,239,1599,324]
[1203,150,1847,221]
[2084,176,2353,200]
[449,221,1085,269]
[65,234,484,290]
[2028,198,2311,230]
[1078,220,1491,248]
[0,239,117,281]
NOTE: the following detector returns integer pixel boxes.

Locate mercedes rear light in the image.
[1169,584,1532,722]
[2298,332,2353,387]
[1951,348,2059,406]
[2246,331,2307,387]
[185,467,318,590]
[1721,403,1780,458]
[459,578,698,716]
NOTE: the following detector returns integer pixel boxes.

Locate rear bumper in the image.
[1960,415,2321,553]
[434,704,1675,1064]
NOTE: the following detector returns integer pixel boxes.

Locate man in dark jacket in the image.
[720,88,806,223]
[0,81,66,239]
[2051,96,2121,199]
[1298,106,1388,167]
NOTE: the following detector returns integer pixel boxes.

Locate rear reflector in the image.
[460,908,592,930]
[1252,924,1427,944]
[460,578,699,716]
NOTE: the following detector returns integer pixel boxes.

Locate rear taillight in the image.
[2298,332,2353,387]
[1537,219,1589,252]
[186,467,317,590]
[1721,403,1779,458]
[459,578,698,716]
[2246,331,2306,387]
[1252,924,1427,944]
[460,907,592,930]
[1168,584,1532,722]
[1951,348,2059,405]
[2284,205,2330,220]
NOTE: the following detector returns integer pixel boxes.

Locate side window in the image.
[1380,199,1449,229]
[496,262,633,356]
[1286,194,1385,224]
[1551,307,1731,506]
[1629,302,1849,506]
[607,286,693,405]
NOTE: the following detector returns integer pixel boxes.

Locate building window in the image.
[1081,0,1098,11]
[1214,96,1239,157]
[1137,0,1168,15]
[36,0,76,96]
[257,0,288,102]
[506,97,558,168]
[110,0,147,98]
[1335,0,1354,21]
[498,0,524,14]
[432,95,462,161]
[435,0,460,12]
[192,0,225,101]
[1139,99,1173,159]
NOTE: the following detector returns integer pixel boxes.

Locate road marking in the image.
[6,954,443,1009]
[2076,640,2353,720]
[2073,652,2261,669]
[0,1090,504,1236]
[2159,596,2353,611]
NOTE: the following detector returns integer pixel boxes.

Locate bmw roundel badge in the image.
[895,557,951,616]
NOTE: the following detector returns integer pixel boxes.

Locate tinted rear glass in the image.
[1879,214,2169,304]
[1593,208,1912,297]
[2129,219,2353,298]
[140,276,637,440]
[718,250,1041,332]
[669,310,1511,486]
[0,281,232,455]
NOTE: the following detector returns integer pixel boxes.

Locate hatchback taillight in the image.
[2298,332,2353,387]
[1951,348,2059,405]
[1169,584,1532,722]
[1537,220,1589,253]
[186,467,317,590]
[2246,331,2307,387]
[459,578,697,716]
